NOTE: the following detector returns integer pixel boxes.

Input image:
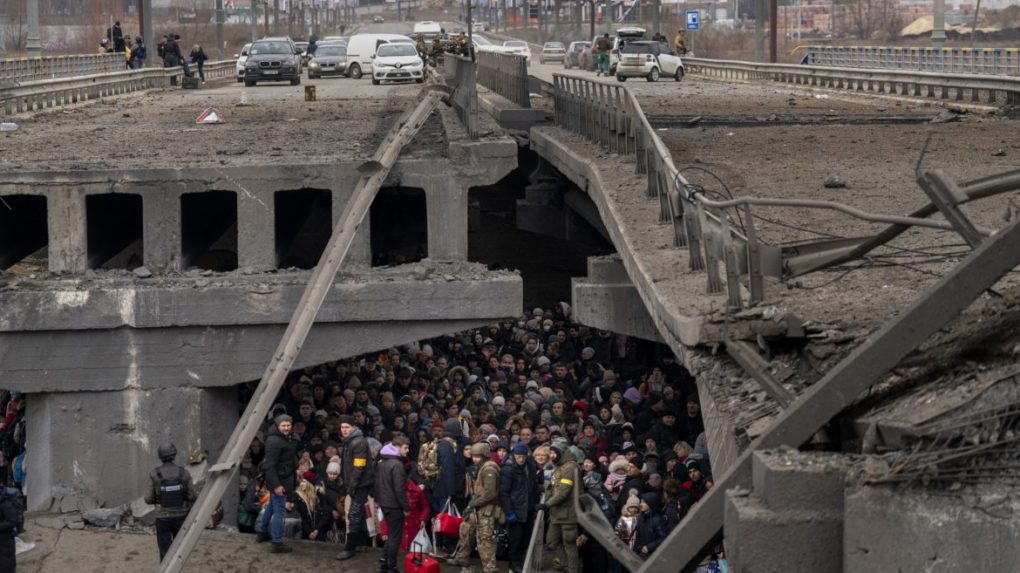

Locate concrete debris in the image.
[823,176,848,189]
[65,516,86,530]
[130,497,157,526]
[930,109,964,124]
[992,149,1007,157]
[132,266,153,278]
[82,506,126,528]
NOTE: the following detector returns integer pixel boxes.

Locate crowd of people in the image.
[236,303,725,571]
[95,22,209,83]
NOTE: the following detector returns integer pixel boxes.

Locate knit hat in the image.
[624,388,642,405]
[513,442,529,455]
[581,347,595,359]
[274,414,293,425]
[337,415,355,426]
[536,356,551,367]
[684,457,701,471]
[623,489,641,512]
[526,380,540,390]
[491,395,506,408]
[444,418,463,438]
[326,462,341,474]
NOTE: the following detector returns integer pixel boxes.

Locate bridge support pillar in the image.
[47,189,87,274]
[237,188,277,271]
[25,385,239,516]
[424,179,469,261]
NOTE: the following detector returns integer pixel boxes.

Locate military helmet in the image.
[470,442,491,458]
[158,443,178,462]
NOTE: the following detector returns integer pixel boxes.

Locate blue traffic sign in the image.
[685,10,700,31]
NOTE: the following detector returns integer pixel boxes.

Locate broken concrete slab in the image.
[82,506,126,528]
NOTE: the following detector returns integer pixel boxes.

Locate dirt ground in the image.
[17,514,512,573]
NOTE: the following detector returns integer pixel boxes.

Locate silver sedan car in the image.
[307,43,349,78]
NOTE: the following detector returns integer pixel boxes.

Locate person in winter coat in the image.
[374,437,410,573]
[189,44,208,82]
[633,492,667,559]
[500,442,537,573]
[337,414,376,561]
[662,478,693,532]
[536,443,580,573]
[682,458,708,502]
[433,417,466,511]
[310,461,344,541]
[400,470,430,551]
[257,414,298,553]
[0,488,17,573]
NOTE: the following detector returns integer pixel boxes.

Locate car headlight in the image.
[309,61,320,68]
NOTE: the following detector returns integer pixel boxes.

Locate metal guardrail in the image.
[801,45,1020,77]
[1,61,234,115]
[477,51,531,108]
[686,57,1020,107]
[0,53,125,87]
[441,54,480,139]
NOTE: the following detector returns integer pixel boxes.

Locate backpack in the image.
[157,466,186,509]
[417,437,454,481]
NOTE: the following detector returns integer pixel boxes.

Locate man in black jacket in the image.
[374,436,410,573]
[257,414,297,553]
[500,442,536,573]
[336,415,375,561]
[145,443,197,561]
[0,488,18,572]
[432,417,465,555]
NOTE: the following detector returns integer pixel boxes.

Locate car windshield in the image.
[544,42,564,49]
[621,43,657,54]
[474,36,493,45]
[504,41,527,48]
[295,42,309,49]
[377,43,417,57]
[317,46,346,57]
[571,42,590,50]
[250,41,291,55]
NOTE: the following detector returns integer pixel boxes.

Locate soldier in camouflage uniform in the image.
[430,35,444,66]
[536,442,580,573]
[448,442,502,573]
[416,33,428,67]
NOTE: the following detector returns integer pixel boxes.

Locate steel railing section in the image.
[552,72,760,308]
[803,45,1020,77]
[476,51,531,108]
[442,54,480,139]
[0,53,125,87]
[1,61,234,115]
[686,57,1020,107]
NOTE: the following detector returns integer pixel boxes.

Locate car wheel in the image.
[291,76,301,86]
[349,63,362,79]
[674,67,684,82]
[244,79,256,87]
[236,77,243,83]
[647,67,659,82]
[617,75,626,82]
[415,78,424,83]
[372,78,380,85]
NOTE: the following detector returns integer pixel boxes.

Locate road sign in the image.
[685,9,700,31]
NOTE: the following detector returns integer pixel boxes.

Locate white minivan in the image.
[345,33,414,79]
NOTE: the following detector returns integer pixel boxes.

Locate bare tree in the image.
[1,6,28,53]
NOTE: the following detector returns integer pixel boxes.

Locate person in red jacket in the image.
[401,470,431,551]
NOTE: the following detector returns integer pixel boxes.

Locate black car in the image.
[244,37,303,86]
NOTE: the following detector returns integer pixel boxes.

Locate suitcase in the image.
[405,541,441,573]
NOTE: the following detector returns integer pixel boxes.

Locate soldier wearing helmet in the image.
[448,441,502,573]
[145,442,196,561]
[536,442,581,573]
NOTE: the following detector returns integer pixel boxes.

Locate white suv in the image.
[235,43,251,82]
[615,40,684,82]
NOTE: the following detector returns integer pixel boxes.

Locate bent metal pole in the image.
[158,90,444,573]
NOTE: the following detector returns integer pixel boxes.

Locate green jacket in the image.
[545,459,579,524]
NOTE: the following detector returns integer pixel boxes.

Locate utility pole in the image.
[755,0,764,61]
[216,0,225,59]
[769,0,777,62]
[589,0,594,39]
[273,0,280,34]
[26,0,42,58]
[652,0,660,34]
[251,0,259,41]
[932,0,946,44]
[140,0,153,65]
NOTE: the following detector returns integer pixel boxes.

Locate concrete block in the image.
[845,483,1020,573]
[752,449,849,514]
[572,278,662,342]
[726,488,842,573]
[130,496,157,526]
[82,506,126,528]
[586,254,630,284]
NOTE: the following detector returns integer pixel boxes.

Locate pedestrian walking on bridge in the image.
[595,33,612,77]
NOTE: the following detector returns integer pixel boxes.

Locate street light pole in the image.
[216,0,225,59]
[26,0,42,58]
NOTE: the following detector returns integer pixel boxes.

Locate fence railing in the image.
[686,57,1020,107]
[476,51,531,108]
[441,54,480,139]
[0,53,126,87]
[801,45,1020,77]
[1,61,234,115]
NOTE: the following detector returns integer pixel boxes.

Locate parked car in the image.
[373,15,385,23]
[322,36,349,44]
[540,42,566,64]
[371,42,425,85]
[564,41,590,69]
[307,43,349,78]
[596,26,645,75]
[244,37,303,86]
[235,42,252,82]
[472,35,517,55]
[615,40,683,82]
[346,33,414,79]
[503,40,531,61]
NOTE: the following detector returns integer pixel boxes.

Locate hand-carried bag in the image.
[432,499,463,538]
